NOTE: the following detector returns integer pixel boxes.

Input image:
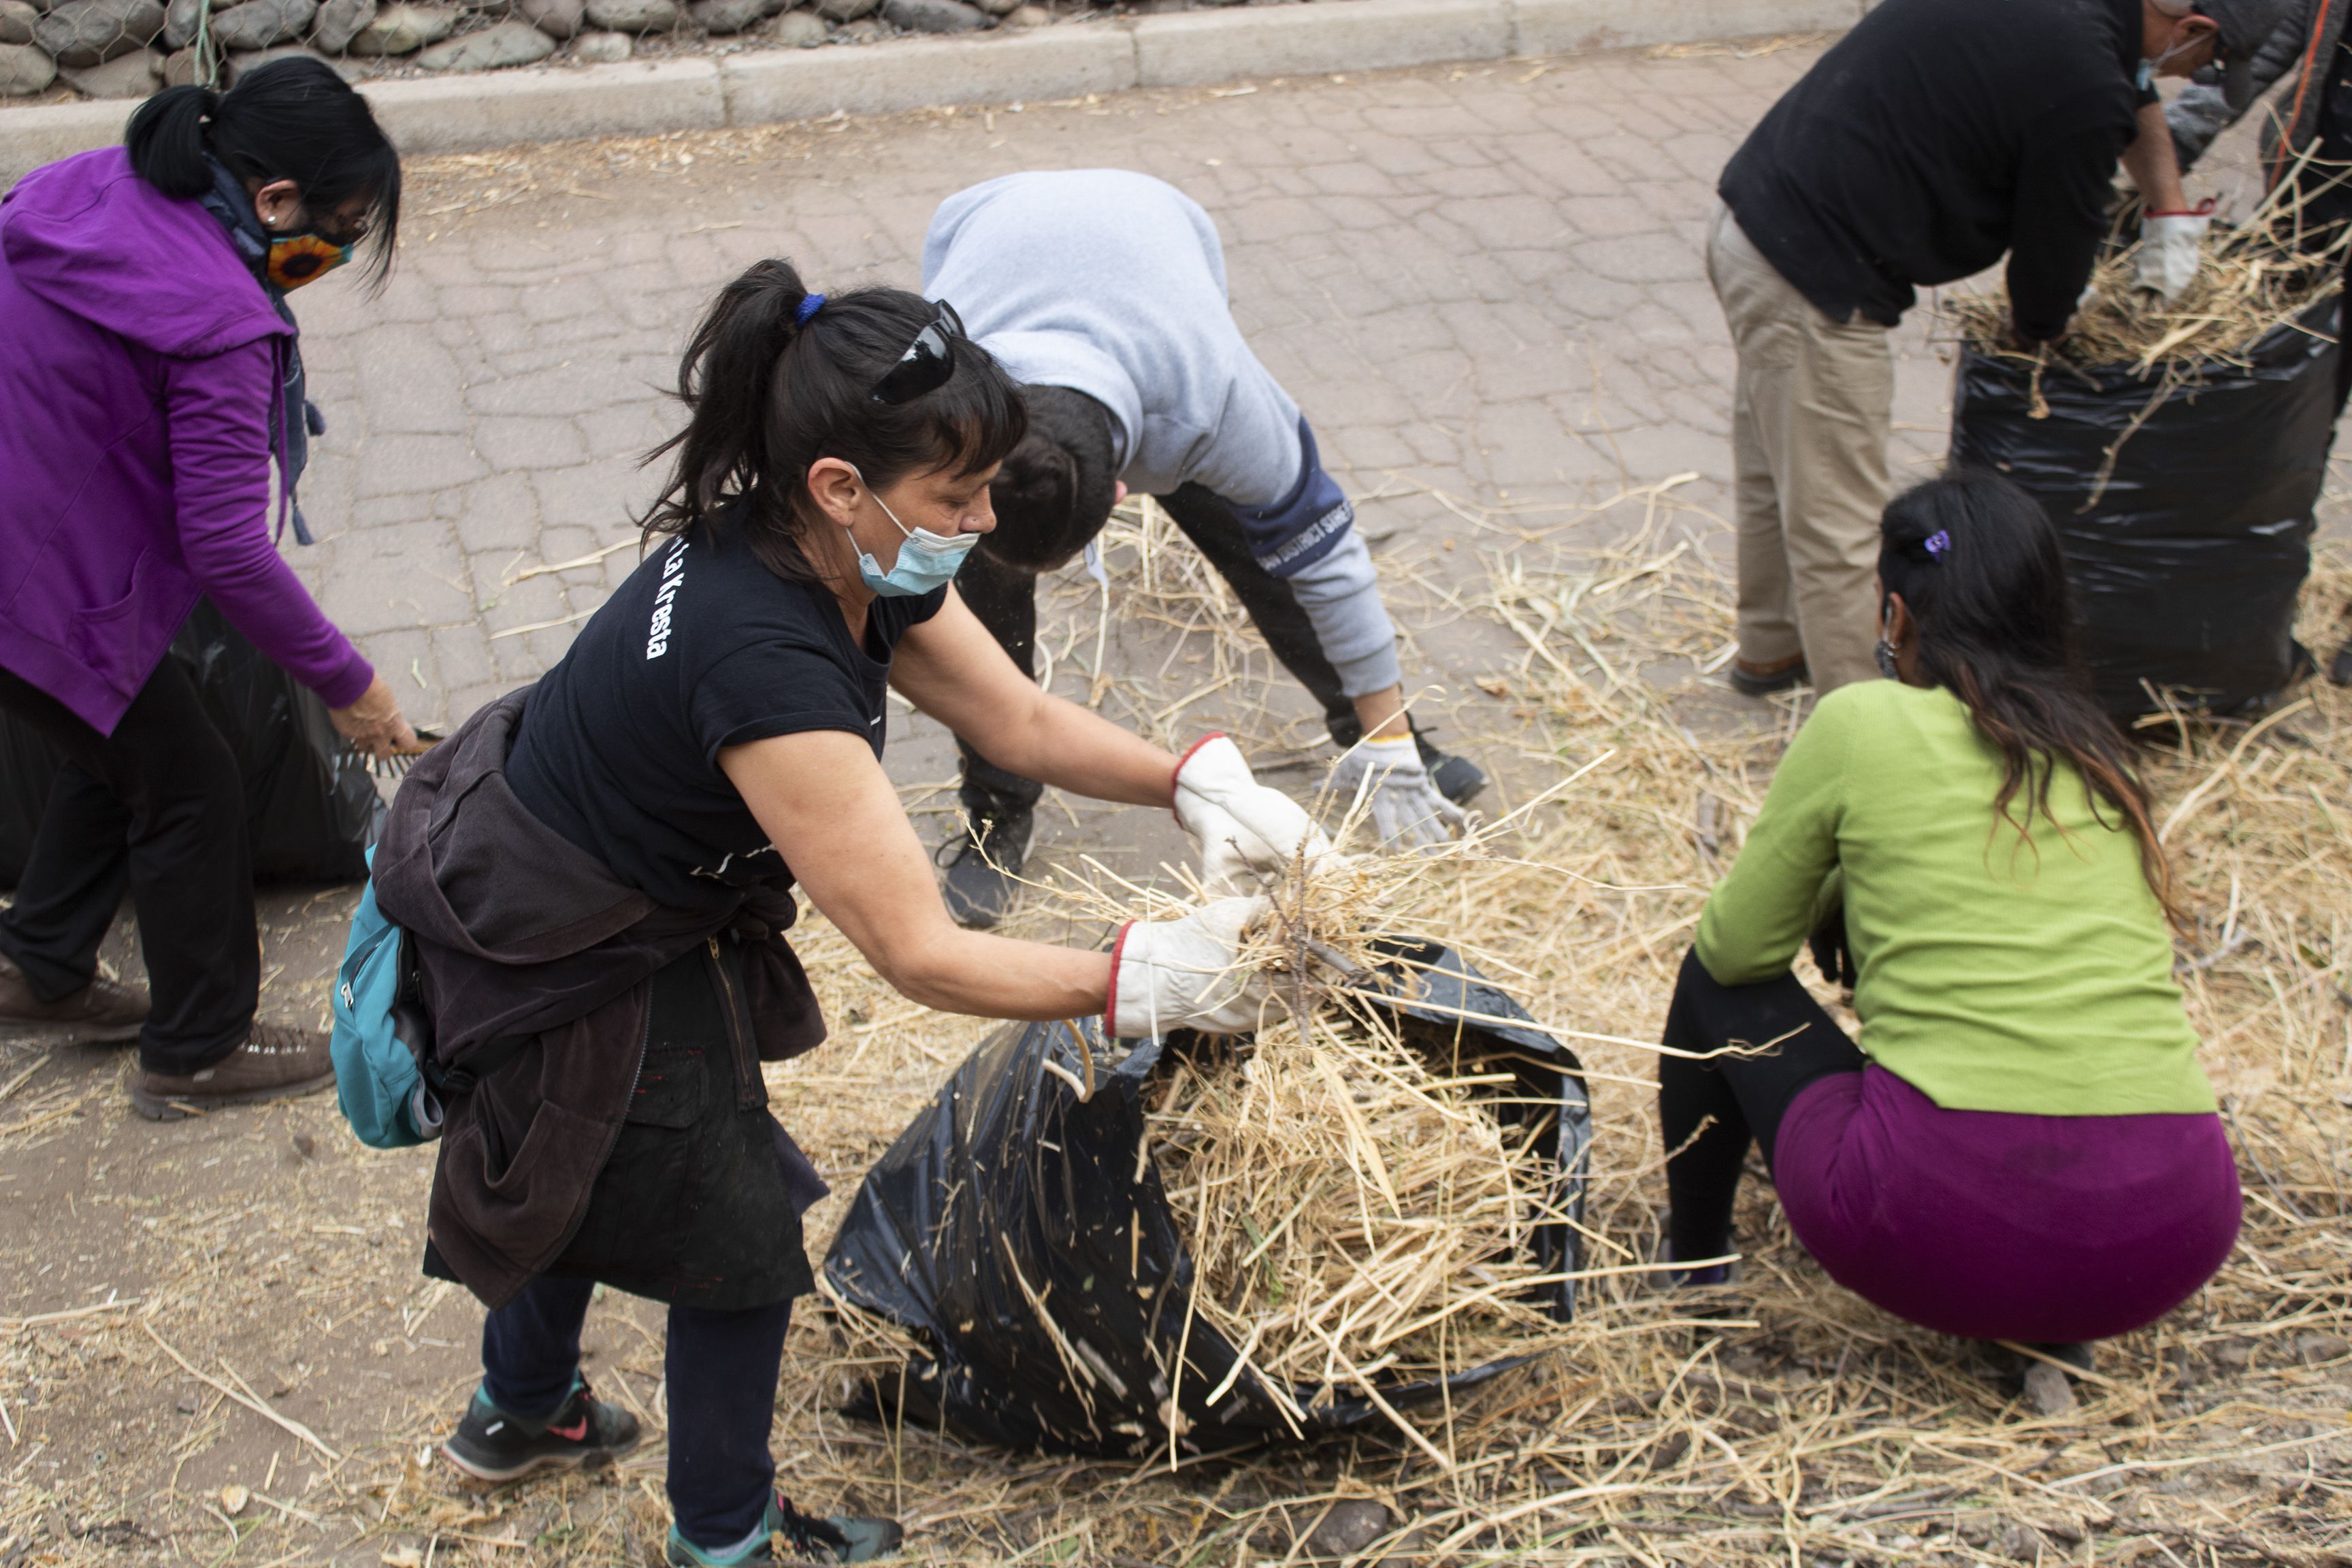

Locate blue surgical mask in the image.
[849,468,979,598]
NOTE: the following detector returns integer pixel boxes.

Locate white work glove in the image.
[1172,734,1333,896]
[1107,895,1275,1038]
[1328,734,1469,851]
[2137,204,2212,303]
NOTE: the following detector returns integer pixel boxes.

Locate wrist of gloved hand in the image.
[1173,734,1333,895]
[1328,734,1469,851]
[1106,894,1274,1038]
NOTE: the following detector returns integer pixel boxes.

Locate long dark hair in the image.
[1880,473,2175,916]
[125,58,401,286]
[642,259,1027,579]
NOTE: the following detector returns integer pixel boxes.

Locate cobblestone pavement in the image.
[293,39,1859,757]
[288,38,2306,785]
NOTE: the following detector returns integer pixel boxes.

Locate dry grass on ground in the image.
[6,495,2351,1565]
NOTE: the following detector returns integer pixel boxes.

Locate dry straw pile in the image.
[1045,808,1585,1432]
[12,488,2351,1567]
[1944,165,2352,374]
[1143,1011,1563,1415]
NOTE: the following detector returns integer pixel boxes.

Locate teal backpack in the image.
[330,850,525,1149]
[330,853,438,1147]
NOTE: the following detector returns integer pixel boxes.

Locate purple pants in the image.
[1660,950,2242,1343]
[1777,1066,2241,1343]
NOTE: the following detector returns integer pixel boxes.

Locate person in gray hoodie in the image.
[921,169,1486,928]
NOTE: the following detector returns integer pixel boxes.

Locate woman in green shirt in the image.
[1659,472,2239,1369]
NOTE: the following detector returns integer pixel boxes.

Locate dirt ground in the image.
[6,508,2351,1567]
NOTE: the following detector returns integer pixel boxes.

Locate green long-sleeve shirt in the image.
[1694,681,2212,1116]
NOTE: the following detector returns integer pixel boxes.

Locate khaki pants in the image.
[1706,202,1891,693]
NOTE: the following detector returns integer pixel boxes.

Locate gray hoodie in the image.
[924,169,1303,502]
[922,169,1401,699]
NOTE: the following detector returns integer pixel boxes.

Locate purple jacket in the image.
[0,147,372,737]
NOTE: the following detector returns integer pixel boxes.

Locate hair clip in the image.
[1922,530,1951,559]
[795,293,826,326]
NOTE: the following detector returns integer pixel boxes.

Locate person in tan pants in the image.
[1708,0,2273,698]
[1708,206,1891,695]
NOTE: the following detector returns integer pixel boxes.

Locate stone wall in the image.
[0,0,1048,104]
[1,0,1868,186]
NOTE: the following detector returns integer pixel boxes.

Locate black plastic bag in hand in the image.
[821,939,1592,1459]
[1949,297,2336,716]
[0,600,383,887]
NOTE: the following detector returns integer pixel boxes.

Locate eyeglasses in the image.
[295,199,372,248]
[868,299,964,406]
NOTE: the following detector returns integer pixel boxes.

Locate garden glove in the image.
[1107,895,1275,1038]
[2138,203,2213,303]
[1328,734,1469,851]
[1173,734,1333,896]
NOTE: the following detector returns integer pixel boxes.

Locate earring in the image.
[1874,637,1900,681]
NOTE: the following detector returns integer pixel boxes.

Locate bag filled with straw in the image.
[820,819,1592,1458]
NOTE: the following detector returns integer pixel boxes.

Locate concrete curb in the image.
[1134,0,1507,88]
[1,0,1861,184]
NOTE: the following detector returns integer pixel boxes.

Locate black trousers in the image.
[953,483,1360,818]
[0,659,255,1073]
[1656,948,1865,1268]
[483,1275,793,1552]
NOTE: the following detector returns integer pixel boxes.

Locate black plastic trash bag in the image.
[1948,297,2336,716]
[0,599,383,887]
[821,939,1591,1459]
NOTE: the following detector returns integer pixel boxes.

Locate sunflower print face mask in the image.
[265,230,355,291]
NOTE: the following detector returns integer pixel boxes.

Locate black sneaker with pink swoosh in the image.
[442,1377,642,1483]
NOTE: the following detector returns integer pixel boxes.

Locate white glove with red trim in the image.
[1172,734,1333,897]
[1328,734,1468,850]
[2138,203,2213,302]
[1107,896,1275,1038]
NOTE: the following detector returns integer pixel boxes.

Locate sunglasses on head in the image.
[869,299,964,406]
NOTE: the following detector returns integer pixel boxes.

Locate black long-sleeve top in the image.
[1720,0,2154,342]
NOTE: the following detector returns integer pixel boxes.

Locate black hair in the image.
[1880,472,2175,917]
[983,385,1120,573]
[641,259,1028,581]
[125,58,401,286]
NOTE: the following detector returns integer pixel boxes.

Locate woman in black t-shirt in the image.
[427,262,1327,1567]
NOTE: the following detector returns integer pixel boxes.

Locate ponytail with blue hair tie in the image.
[795,292,826,326]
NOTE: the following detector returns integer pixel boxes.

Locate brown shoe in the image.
[131,1022,336,1121]
[1729,653,1808,697]
[0,952,148,1043]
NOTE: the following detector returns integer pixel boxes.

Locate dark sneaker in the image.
[129,1022,337,1120]
[442,1378,641,1484]
[0,953,148,1044]
[667,1492,904,1565]
[938,808,1032,932]
[1413,732,1488,806]
[1729,655,1808,696]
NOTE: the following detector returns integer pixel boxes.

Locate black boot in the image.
[939,806,1034,931]
[1416,730,1489,806]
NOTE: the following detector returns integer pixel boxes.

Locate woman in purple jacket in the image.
[0,59,418,1119]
